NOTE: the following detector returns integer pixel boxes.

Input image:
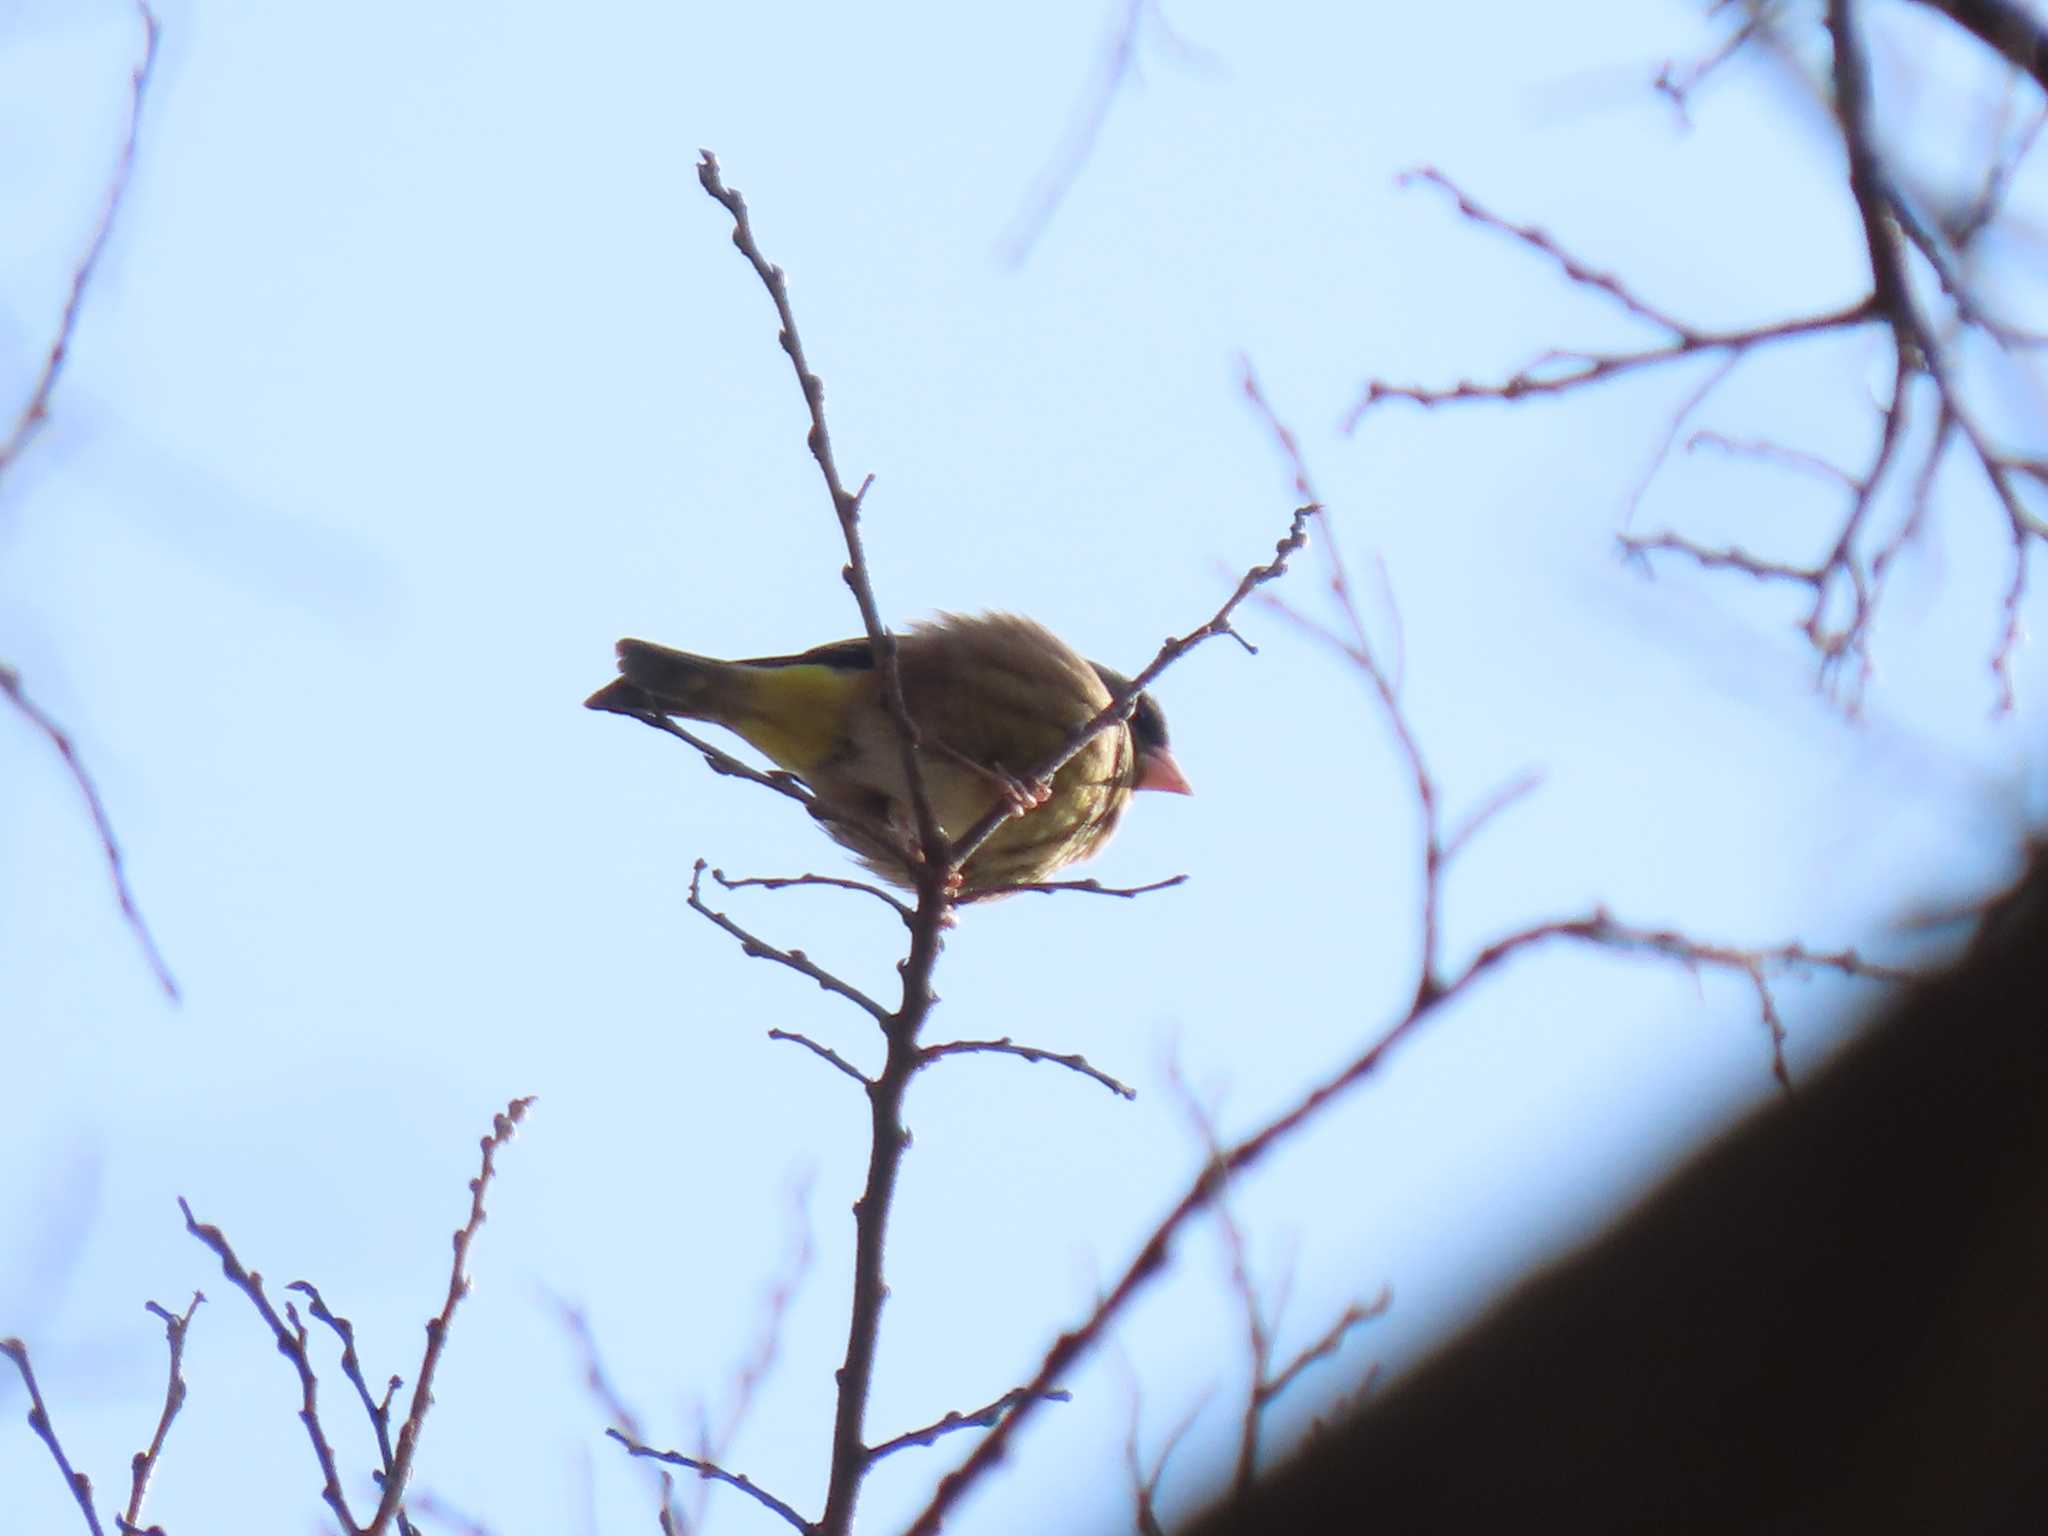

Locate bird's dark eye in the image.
[1130,693,1170,751]
[1090,662,1170,748]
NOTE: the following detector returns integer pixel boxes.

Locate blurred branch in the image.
[1169,1070,1387,1501]
[1,669,178,998]
[999,0,1218,264]
[693,1171,815,1529]
[550,1298,684,1535]
[1909,0,2048,94]
[1125,1393,1207,1536]
[1,4,176,1000]
[0,1,158,476]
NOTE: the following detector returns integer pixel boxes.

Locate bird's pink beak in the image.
[1136,747,1193,795]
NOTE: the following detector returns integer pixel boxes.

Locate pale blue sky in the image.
[4,2,2041,1532]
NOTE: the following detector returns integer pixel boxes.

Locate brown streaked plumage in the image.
[585,612,1190,892]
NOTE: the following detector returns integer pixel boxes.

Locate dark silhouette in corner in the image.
[1186,844,2048,1535]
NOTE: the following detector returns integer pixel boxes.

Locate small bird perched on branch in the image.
[585,612,1191,893]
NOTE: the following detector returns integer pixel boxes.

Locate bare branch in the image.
[690,153,966,1536]
[548,1298,684,1534]
[1261,1293,1391,1407]
[711,867,915,925]
[0,6,173,1000]
[767,1028,871,1085]
[919,1036,1137,1099]
[290,1283,420,1536]
[0,668,177,997]
[361,1097,533,1536]
[866,1385,1072,1463]
[176,1199,360,1533]
[695,1171,815,1521]
[0,2,159,478]
[606,1429,813,1535]
[2,1337,107,1536]
[1908,0,2048,96]
[123,1293,204,1536]
[695,153,944,892]
[999,0,1218,264]
[1345,297,1875,425]
[1654,5,1775,121]
[686,860,891,1023]
[1125,1393,1207,1536]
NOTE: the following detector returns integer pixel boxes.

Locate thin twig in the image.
[1261,1293,1390,1407]
[694,1171,816,1528]
[0,1,159,478]
[548,1298,684,1534]
[866,1385,1072,1463]
[0,669,176,998]
[606,1430,813,1535]
[290,1283,419,1536]
[919,1037,1137,1099]
[1125,1392,1207,1536]
[0,6,173,1000]
[361,1097,534,1536]
[177,1199,360,1533]
[949,501,1316,877]
[686,861,891,1023]
[123,1293,204,1535]
[998,0,1218,264]
[2,1338,107,1536]
[767,1028,871,1085]
[711,867,914,924]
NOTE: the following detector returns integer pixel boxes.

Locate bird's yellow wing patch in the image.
[728,663,862,774]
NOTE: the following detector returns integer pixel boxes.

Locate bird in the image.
[585,612,1190,893]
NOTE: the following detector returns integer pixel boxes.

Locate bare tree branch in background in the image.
[999,0,1219,264]
[1166,1067,1390,1502]
[2,2,174,998]
[173,1098,532,1536]
[1346,2,2048,712]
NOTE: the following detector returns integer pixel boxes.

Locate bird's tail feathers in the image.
[585,639,734,719]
